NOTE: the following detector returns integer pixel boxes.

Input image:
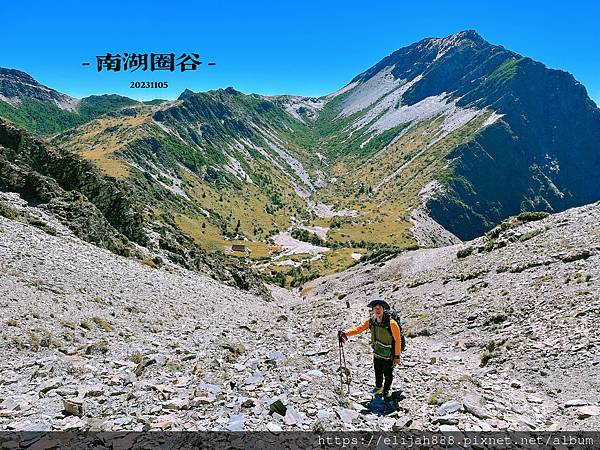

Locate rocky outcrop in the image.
[0,117,145,255]
[0,118,269,296]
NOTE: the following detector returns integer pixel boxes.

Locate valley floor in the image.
[0,199,599,432]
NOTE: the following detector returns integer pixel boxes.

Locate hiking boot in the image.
[371,386,384,396]
[383,392,393,402]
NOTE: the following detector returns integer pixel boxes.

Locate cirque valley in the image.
[0,30,599,434]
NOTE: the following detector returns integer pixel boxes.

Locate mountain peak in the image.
[0,67,38,85]
[0,66,78,110]
[425,29,486,51]
[449,29,483,41]
[178,88,195,100]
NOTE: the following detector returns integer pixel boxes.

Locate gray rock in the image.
[336,407,359,424]
[55,388,78,397]
[0,398,19,411]
[266,422,283,432]
[576,406,600,418]
[39,379,62,394]
[526,395,543,404]
[439,424,460,432]
[63,398,84,417]
[198,381,221,395]
[317,410,333,420]
[516,416,536,429]
[15,420,52,432]
[245,370,264,385]
[227,414,246,431]
[392,416,413,431]
[432,414,459,425]
[436,399,461,416]
[267,351,285,362]
[284,407,303,426]
[54,416,86,431]
[113,416,132,426]
[163,398,188,410]
[477,420,493,431]
[463,395,493,419]
[564,399,588,407]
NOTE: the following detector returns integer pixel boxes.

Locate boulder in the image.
[436,399,461,416]
[463,395,493,419]
[63,398,84,417]
[576,406,600,419]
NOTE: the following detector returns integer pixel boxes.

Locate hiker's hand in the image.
[393,357,401,365]
[338,330,348,344]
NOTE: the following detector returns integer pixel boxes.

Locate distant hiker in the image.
[339,299,402,401]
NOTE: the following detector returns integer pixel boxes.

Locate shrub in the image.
[86,339,109,355]
[27,218,57,235]
[519,229,543,242]
[291,228,326,246]
[12,336,25,350]
[457,247,474,258]
[92,317,113,332]
[480,350,493,367]
[140,257,158,268]
[29,332,41,351]
[128,350,144,364]
[483,239,496,252]
[0,201,19,219]
[517,211,550,222]
[62,320,77,330]
[427,389,441,405]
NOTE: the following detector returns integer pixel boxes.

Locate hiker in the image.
[339,299,401,401]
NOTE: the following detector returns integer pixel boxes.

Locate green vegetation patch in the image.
[517,211,550,222]
[0,201,19,219]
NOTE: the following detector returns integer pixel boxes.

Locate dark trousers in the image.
[373,356,393,394]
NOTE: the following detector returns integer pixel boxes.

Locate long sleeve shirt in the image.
[344,318,402,357]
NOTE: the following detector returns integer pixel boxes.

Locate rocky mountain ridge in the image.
[0,68,79,111]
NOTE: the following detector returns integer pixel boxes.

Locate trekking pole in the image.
[337,338,351,396]
[338,340,344,394]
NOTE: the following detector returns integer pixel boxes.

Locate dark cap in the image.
[366,298,390,309]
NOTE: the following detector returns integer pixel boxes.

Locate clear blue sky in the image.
[2,0,599,104]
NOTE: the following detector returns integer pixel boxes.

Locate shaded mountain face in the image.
[1,30,599,258]
[320,30,600,239]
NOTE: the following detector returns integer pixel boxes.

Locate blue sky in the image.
[2,0,599,104]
